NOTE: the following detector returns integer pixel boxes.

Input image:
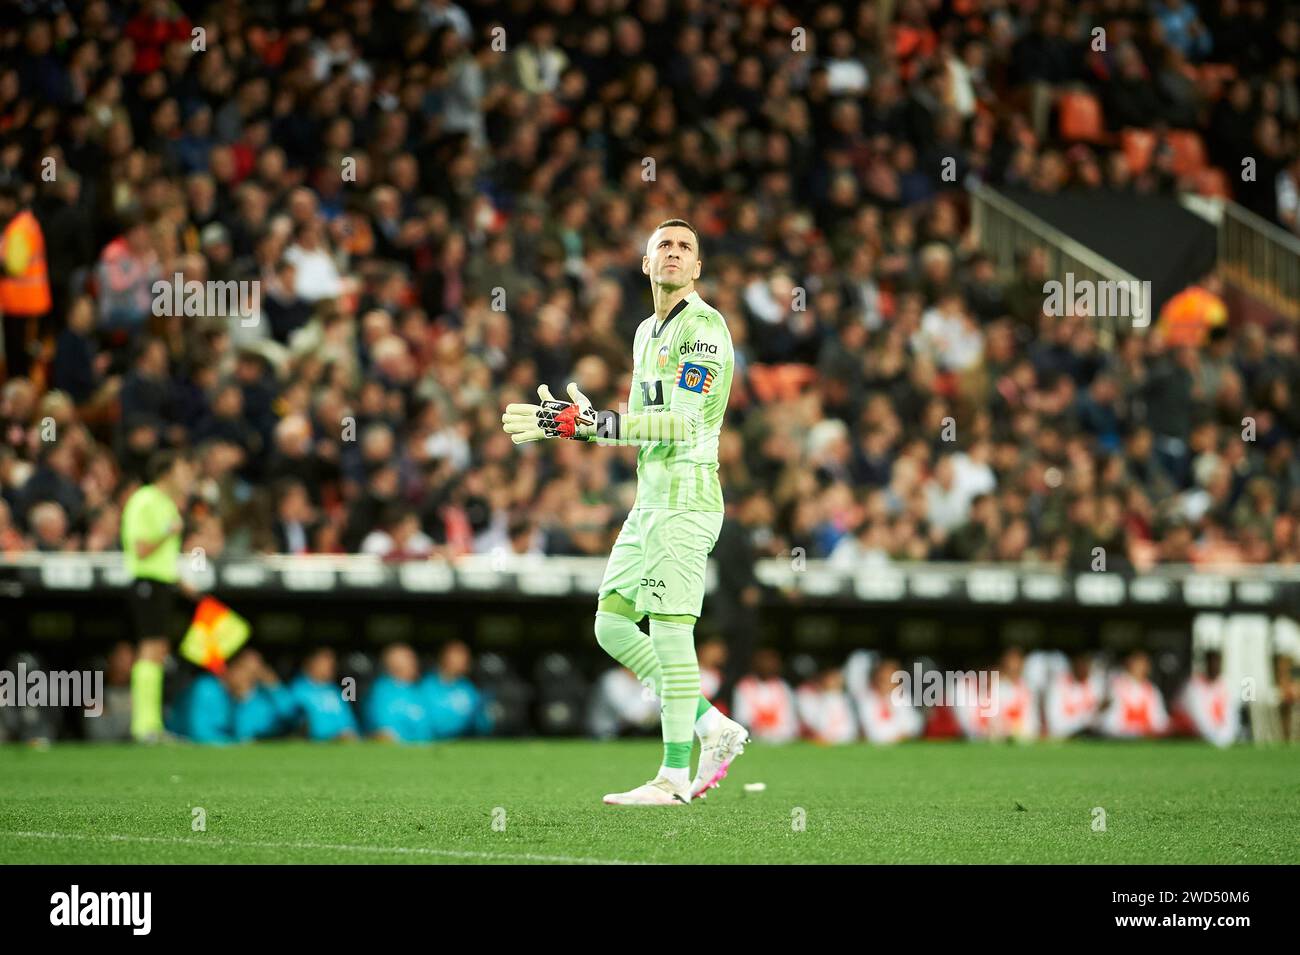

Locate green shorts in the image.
[597,507,724,618]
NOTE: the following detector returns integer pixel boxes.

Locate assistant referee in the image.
[121,449,196,742]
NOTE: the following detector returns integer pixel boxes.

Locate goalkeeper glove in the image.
[502,383,602,444]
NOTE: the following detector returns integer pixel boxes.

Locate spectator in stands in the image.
[265,412,334,507]
[117,337,172,444]
[0,498,24,555]
[284,218,343,304]
[193,378,262,473]
[28,500,72,552]
[361,505,436,560]
[52,296,111,407]
[271,479,318,556]
[1102,43,1165,131]
[94,209,160,334]
[17,440,83,535]
[0,181,52,381]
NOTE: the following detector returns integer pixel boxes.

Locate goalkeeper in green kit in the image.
[502,220,749,805]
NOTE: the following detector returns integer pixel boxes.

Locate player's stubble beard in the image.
[650,268,694,321]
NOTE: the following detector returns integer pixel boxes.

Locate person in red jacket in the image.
[124,0,192,75]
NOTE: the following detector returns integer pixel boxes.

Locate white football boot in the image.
[690,716,750,800]
[602,775,691,806]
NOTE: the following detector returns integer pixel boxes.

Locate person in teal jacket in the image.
[363,643,431,742]
[421,640,492,739]
[168,650,297,743]
[167,671,235,743]
[289,647,360,741]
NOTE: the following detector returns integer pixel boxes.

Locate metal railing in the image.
[1218,200,1300,319]
[971,183,1146,345]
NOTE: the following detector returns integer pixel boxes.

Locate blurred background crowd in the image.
[9,637,1296,746]
[1,0,1299,577]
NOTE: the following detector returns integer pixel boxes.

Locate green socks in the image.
[595,611,712,727]
[130,658,165,740]
[649,618,700,767]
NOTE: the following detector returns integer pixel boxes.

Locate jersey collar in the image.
[653,292,695,338]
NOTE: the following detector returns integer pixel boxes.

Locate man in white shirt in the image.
[1099,651,1170,738]
[1175,650,1238,747]
[856,656,924,744]
[1045,652,1103,739]
[733,649,799,743]
[796,668,858,744]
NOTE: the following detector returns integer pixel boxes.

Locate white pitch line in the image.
[0,830,648,865]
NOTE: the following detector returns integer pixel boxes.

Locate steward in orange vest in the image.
[0,183,52,380]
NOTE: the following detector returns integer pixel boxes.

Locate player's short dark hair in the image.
[147,449,192,483]
[654,218,701,251]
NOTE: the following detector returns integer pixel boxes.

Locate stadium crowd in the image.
[1,0,1299,579]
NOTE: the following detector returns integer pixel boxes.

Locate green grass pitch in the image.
[1,740,1297,864]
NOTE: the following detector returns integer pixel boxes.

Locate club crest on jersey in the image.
[657,344,670,369]
[677,361,713,394]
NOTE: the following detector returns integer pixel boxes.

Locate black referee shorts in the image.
[127,578,180,640]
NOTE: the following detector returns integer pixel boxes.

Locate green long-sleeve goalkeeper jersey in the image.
[590,290,734,512]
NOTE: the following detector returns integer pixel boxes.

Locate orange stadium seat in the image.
[748,364,818,403]
[1058,90,1105,143]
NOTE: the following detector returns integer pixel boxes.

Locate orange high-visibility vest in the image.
[0,210,52,316]
[1157,286,1226,348]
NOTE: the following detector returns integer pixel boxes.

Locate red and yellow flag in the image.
[179,596,251,674]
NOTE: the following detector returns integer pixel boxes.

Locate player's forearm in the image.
[133,521,181,558]
[587,410,699,446]
[134,535,169,559]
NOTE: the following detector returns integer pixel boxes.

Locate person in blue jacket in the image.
[288,647,359,741]
[421,640,492,739]
[363,643,431,742]
[168,649,297,743]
